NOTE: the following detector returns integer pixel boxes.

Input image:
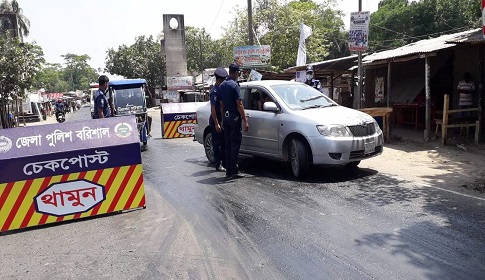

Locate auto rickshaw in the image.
[109,79,149,150]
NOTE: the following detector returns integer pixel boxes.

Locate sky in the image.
[19,0,378,71]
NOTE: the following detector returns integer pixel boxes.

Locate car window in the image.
[240,87,249,108]
[271,83,334,110]
[247,88,261,110]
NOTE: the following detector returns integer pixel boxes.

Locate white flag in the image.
[296,23,312,66]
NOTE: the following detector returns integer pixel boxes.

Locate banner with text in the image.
[234,45,271,67]
[349,11,370,52]
[0,116,146,233]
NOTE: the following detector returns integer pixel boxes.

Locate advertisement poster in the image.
[167,76,194,90]
[349,11,370,51]
[248,69,263,81]
[375,77,384,103]
[234,45,271,67]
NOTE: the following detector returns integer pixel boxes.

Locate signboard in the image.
[295,71,306,82]
[160,102,204,139]
[0,116,146,233]
[167,76,194,90]
[349,11,370,51]
[234,45,271,67]
[248,69,263,81]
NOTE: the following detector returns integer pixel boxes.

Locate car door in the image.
[242,86,279,157]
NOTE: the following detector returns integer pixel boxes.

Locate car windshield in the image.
[270,83,335,110]
[114,88,145,108]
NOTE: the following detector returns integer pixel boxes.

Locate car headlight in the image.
[373,120,382,133]
[316,125,351,137]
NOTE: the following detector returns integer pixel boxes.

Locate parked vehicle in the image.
[109,79,149,150]
[194,80,384,178]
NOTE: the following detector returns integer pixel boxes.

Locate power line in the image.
[208,0,225,34]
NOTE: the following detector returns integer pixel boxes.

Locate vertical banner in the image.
[482,0,485,38]
[296,23,312,66]
[349,11,370,52]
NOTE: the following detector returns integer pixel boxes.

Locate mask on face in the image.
[306,74,313,80]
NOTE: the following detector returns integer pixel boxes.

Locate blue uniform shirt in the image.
[210,84,222,124]
[219,78,241,114]
[93,89,111,119]
[306,79,323,92]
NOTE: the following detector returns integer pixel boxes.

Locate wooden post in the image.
[425,55,431,141]
[442,94,449,145]
[387,60,391,107]
[476,120,480,144]
[330,72,334,101]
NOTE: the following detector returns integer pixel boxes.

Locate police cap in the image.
[306,65,314,72]
[214,67,228,78]
[229,63,240,72]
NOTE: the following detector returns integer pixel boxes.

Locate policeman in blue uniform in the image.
[304,65,323,92]
[210,67,228,172]
[218,63,249,179]
[93,75,111,119]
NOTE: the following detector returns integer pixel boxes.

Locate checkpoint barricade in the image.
[161,102,203,139]
[0,115,146,233]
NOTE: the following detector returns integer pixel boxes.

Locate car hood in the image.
[291,106,376,126]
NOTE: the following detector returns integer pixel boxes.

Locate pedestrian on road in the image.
[93,75,111,119]
[304,65,323,93]
[210,67,228,172]
[219,63,249,179]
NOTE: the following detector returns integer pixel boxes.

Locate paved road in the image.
[1,106,484,279]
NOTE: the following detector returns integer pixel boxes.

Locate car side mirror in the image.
[263,102,279,112]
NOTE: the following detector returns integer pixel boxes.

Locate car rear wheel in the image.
[204,133,215,163]
[289,138,309,179]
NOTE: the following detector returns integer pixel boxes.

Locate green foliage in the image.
[105,35,165,89]
[185,27,230,72]
[217,0,347,71]
[0,38,44,101]
[369,0,481,52]
[33,63,70,92]
[0,0,30,38]
[61,53,98,91]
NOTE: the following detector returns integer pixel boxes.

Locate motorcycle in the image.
[56,111,65,123]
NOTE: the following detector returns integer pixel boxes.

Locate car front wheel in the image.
[289,138,309,179]
[204,132,215,163]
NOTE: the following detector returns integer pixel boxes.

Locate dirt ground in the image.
[361,134,485,197]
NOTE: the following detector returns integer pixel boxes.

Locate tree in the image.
[0,38,44,128]
[61,53,98,91]
[369,0,481,52]
[185,27,229,73]
[105,35,166,91]
[33,63,70,92]
[0,0,30,39]
[218,0,347,71]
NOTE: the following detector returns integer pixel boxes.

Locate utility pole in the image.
[248,0,254,45]
[357,0,363,109]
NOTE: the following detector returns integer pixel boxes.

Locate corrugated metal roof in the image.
[284,55,360,74]
[363,29,479,64]
[446,29,483,44]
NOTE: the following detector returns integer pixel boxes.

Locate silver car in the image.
[195,80,383,178]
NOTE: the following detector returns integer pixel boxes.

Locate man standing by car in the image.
[219,63,249,179]
[93,75,111,119]
[304,65,323,92]
[210,67,228,172]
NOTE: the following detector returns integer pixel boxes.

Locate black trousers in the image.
[223,112,242,177]
[210,118,225,168]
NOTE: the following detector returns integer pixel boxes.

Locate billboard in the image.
[349,11,370,51]
[234,45,271,67]
[167,76,194,90]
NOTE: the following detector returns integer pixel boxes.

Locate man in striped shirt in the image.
[457,72,475,117]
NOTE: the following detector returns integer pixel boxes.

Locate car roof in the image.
[240,80,297,87]
[109,79,147,86]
